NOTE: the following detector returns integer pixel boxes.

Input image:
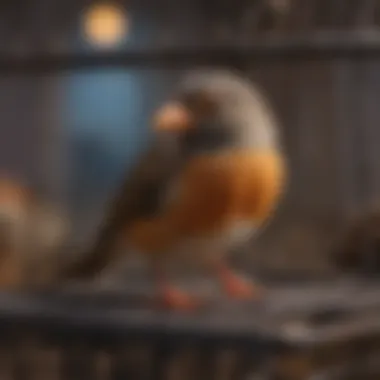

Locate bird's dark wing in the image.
[61,136,182,280]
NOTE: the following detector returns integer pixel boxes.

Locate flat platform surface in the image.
[0,278,378,348]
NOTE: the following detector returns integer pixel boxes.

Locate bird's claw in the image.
[223,275,264,300]
[213,261,264,301]
[159,287,202,311]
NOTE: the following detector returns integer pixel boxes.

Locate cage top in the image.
[0,0,380,62]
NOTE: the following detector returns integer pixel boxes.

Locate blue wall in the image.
[63,10,157,209]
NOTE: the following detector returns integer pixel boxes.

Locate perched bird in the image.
[62,70,287,309]
[0,177,68,289]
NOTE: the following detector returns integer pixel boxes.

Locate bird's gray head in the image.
[153,69,280,154]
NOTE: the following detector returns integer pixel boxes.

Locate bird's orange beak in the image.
[153,102,192,132]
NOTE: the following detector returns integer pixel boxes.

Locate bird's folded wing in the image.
[61,137,182,279]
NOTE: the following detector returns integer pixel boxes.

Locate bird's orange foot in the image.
[214,261,264,300]
[222,275,263,300]
[159,287,201,311]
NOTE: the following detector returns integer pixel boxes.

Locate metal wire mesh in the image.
[0,280,378,379]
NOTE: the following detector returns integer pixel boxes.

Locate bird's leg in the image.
[211,260,263,299]
[152,262,201,311]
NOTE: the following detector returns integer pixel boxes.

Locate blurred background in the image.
[1,0,380,278]
[0,1,378,379]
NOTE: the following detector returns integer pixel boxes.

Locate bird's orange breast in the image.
[127,150,286,253]
[168,150,286,234]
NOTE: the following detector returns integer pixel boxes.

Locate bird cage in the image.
[0,0,379,379]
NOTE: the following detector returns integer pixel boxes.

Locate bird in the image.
[0,177,69,289]
[61,69,287,310]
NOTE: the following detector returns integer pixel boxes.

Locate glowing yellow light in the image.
[83,3,128,47]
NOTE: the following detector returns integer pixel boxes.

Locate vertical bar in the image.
[230,349,253,380]
[360,337,380,378]
[232,345,274,380]
[240,0,267,38]
[298,60,340,223]
[297,0,319,32]
[212,348,238,380]
[291,61,317,217]
[330,0,349,29]
[350,60,370,210]
[93,350,112,380]
[110,343,152,380]
[31,344,61,380]
[0,341,12,380]
[110,346,134,380]
[11,336,35,380]
[147,341,174,380]
[332,58,357,220]
[5,0,31,56]
[355,0,377,27]
[48,0,80,53]
[35,72,68,206]
[269,349,314,380]
[196,343,218,380]
[348,339,372,378]
[153,0,179,45]
[60,343,97,380]
[359,58,380,206]
[163,346,198,380]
